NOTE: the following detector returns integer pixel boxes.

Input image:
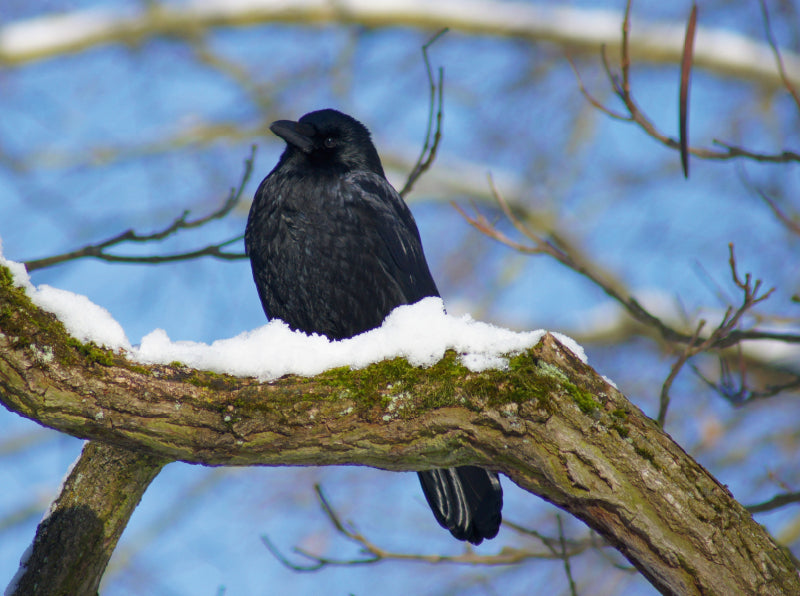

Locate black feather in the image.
[245,108,503,543]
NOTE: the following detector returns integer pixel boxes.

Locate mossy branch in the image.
[1,268,798,596]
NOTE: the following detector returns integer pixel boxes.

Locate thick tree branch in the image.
[2,1,798,91]
[1,271,798,595]
[9,442,166,595]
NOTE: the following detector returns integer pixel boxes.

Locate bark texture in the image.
[9,442,166,596]
[1,269,798,595]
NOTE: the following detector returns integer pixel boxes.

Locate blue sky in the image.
[2,1,799,594]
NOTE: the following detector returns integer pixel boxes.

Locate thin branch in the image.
[503,519,590,553]
[23,146,256,272]
[656,244,776,420]
[759,0,800,111]
[452,184,685,346]
[747,491,800,514]
[755,189,800,236]
[565,54,630,121]
[658,319,705,426]
[569,2,800,165]
[692,355,800,406]
[262,485,595,572]
[679,3,698,178]
[454,186,790,364]
[735,163,800,237]
[557,514,579,596]
[399,28,447,198]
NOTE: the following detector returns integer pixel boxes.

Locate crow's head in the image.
[270,109,385,177]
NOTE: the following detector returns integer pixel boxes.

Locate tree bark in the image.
[8,442,166,596]
[1,269,798,595]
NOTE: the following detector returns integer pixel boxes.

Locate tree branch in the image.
[455,186,787,353]
[3,2,798,91]
[9,442,166,595]
[398,28,446,198]
[22,147,256,272]
[759,0,800,111]
[262,484,594,570]
[1,269,798,594]
[747,491,800,514]
[570,1,800,165]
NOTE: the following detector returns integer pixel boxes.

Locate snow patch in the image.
[136,298,550,381]
[1,241,583,381]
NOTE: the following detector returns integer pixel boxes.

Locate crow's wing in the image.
[345,171,439,303]
[348,173,503,544]
[247,167,503,543]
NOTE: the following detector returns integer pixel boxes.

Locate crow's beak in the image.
[270,120,315,153]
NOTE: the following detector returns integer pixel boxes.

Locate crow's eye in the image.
[323,136,336,148]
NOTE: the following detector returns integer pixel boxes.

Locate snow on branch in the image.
[1,265,799,595]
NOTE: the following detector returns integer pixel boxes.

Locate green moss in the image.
[308,353,467,416]
[511,357,597,414]
[127,364,151,376]
[0,266,14,288]
[462,375,502,402]
[607,406,631,437]
[0,266,95,367]
[0,306,13,323]
[564,381,601,414]
[186,376,208,388]
[634,442,658,468]
[611,407,629,420]
[610,422,630,438]
[65,337,115,366]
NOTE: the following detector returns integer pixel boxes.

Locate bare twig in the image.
[755,189,800,236]
[565,55,630,121]
[656,244,777,421]
[679,3,698,178]
[759,0,800,111]
[747,491,800,514]
[24,147,256,272]
[453,183,684,346]
[569,2,800,165]
[454,181,790,360]
[262,485,595,572]
[557,514,579,596]
[735,164,800,237]
[658,319,705,426]
[399,28,447,198]
[692,355,800,405]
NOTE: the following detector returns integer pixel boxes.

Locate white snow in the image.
[1,241,578,381]
[135,298,552,380]
[39,441,88,525]
[4,542,33,596]
[1,245,131,351]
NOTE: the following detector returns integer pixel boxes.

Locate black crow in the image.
[244,108,502,545]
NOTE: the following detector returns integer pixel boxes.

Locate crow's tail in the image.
[418,466,503,545]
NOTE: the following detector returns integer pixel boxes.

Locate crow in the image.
[244,108,502,545]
